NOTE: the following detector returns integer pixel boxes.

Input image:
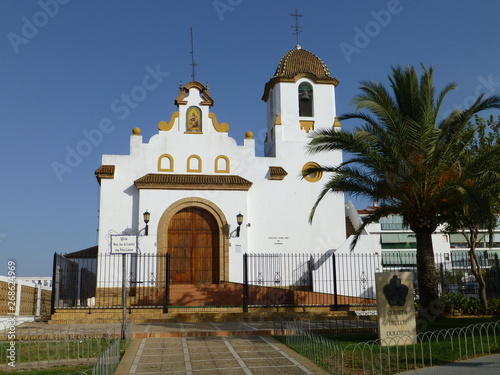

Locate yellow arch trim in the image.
[158,154,174,172]
[214,155,230,173]
[187,154,202,172]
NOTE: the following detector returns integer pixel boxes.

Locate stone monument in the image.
[375,272,417,346]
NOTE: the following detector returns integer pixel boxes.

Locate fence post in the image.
[439,263,446,295]
[50,253,58,315]
[243,253,249,313]
[71,261,78,308]
[332,253,338,311]
[164,253,170,313]
[495,254,500,298]
[121,254,127,339]
[308,256,314,292]
[36,281,42,316]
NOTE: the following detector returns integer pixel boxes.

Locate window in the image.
[298,82,313,117]
[302,162,322,182]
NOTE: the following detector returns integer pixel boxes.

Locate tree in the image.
[444,115,500,310]
[306,65,500,318]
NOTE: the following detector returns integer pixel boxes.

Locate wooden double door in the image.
[168,207,220,284]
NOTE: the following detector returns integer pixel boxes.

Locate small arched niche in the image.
[187,155,202,172]
[214,155,230,173]
[158,154,174,172]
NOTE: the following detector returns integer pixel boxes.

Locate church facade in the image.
[53,46,495,317]
[94,46,346,287]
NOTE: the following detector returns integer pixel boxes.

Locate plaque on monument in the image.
[375,272,417,346]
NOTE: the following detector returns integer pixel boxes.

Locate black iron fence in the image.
[52,250,500,312]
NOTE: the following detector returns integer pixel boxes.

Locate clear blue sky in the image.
[1,0,500,276]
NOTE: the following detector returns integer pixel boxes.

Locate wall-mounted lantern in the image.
[236,212,244,237]
[143,210,150,236]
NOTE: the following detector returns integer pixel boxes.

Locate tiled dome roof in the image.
[262,46,338,101]
[272,45,333,80]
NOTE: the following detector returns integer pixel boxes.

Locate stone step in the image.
[49,307,352,324]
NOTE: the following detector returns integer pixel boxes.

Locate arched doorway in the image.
[157,198,229,284]
[168,207,219,284]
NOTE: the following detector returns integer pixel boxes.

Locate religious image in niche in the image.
[383,275,409,306]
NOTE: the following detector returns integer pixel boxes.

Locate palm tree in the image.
[306,65,500,317]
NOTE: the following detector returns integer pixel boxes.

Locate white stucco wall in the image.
[96,54,346,285]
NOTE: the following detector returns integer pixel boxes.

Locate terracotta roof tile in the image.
[273,47,334,80]
[134,174,252,191]
[95,165,115,184]
[262,47,339,101]
[269,166,288,180]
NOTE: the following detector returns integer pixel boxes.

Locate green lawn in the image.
[419,316,500,332]
[0,338,111,364]
[279,317,500,374]
[0,365,93,374]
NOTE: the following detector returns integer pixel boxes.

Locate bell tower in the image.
[261,46,340,157]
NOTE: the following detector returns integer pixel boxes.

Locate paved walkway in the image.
[115,334,330,374]
[12,320,500,374]
[401,353,500,375]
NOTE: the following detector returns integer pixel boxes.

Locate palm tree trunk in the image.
[415,231,440,318]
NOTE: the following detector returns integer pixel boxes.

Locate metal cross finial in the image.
[290,9,303,46]
[189,26,200,81]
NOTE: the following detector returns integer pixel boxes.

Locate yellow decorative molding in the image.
[245,131,254,140]
[209,112,229,132]
[175,81,214,106]
[132,127,141,135]
[333,116,341,128]
[300,120,315,133]
[158,154,174,172]
[274,114,282,125]
[158,112,179,131]
[302,162,323,182]
[187,154,202,172]
[215,155,230,173]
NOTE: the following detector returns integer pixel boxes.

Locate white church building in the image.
[94,45,347,289]
[52,45,498,316]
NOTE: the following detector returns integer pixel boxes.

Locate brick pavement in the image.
[115,334,330,374]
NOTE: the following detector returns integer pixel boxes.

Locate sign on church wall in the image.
[110,235,138,254]
[375,271,417,346]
